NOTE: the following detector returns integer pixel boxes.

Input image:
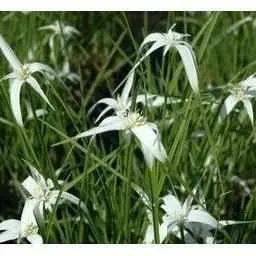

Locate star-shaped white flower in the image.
[89,71,172,123]
[0,34,55,126]
[137,186,217,244]
[220,75,256,125]
[136,24,199,93]
[39,21,80,51]
[22,163,87,218]
[0,199,43,244]
[159,191,218,240]
[75,110,167,168]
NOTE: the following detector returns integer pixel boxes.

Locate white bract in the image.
[89,71,172,123]
[220,75,256,125]
[22,163,87,218]
[39,21,80,51]
[0,34,54,126]
[0,199,43,244]
[76,71,167,168]
[136,24,199,93]
[75,110,167,168]
[159,191,218,241]
[140,186,219,244]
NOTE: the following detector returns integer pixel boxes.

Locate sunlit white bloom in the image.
[22,163,87,218]
[39,21,80,51]
[137,186,215,244]
[0,199,43,244]
[159,191,218,241]
[90,72,172,123]
[220,75,256,125]
[0,34,54,126]
[75,110,167,168]
[136,24,198,93]
[140,185,218,243]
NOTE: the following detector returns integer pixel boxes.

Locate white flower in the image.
[220,75,256,125]
[0,34,54,126]
[75,110,167,168]
[0,199,43,244]
[141,186,218,244]
[136,24,199,93]
[89,71,172,123]
[39,21,80,51]
[22,163,87,218]
[159,191,218,241]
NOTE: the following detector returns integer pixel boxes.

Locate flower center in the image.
[32,178,58,208]
[168,210,185,226]
[22,223,38,237]
[16,64,31,80]
[124,111,146,129]
[229,83,247,100]
[167,31,184,42]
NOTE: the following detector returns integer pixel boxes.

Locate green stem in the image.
[149,169,160,244]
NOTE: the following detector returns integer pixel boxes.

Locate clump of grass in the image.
[0,11,256,244]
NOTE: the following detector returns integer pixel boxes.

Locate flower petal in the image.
[0,219,20,231]
[120,71,135,107]
[144,224,154,243]
[27,62,55,75]
[22,176,42,198]
[140,142,155,168]
[26,76,54,110]
[140,33,166,48]
[88,98,117,117]
[0,230,19,243]
[0,34,22,70]
[131,123,167,166]
[187,209,218,229]
[175,43,199,93]
[75,116,126,139]
[159,220,169,243]
[27,234,43,244]
[161,193,182,216]
[243,99,254,124]
[9,79,24,126]
[0,72,16,81]
[94,105,114,123]
[61,191,88,214]
[135,94,172,108]
[220,95,239,118]
[20,199,38,233]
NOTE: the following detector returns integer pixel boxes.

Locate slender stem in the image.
[149,168,160,244]
[124,139,133,242]
[180,224,185,243]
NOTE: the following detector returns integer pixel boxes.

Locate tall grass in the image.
[0,11,256,243]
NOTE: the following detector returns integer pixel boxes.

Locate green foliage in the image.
[0,11,256,243]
